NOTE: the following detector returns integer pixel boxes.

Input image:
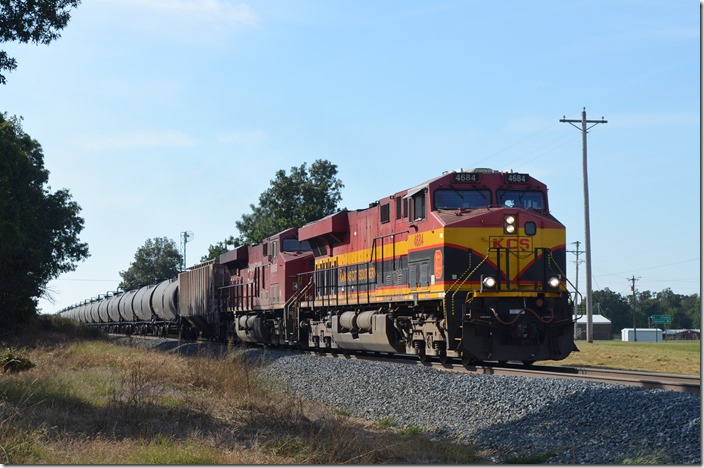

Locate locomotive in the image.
[58,168,578,365]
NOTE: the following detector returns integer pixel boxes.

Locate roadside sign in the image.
[650,315,671,325]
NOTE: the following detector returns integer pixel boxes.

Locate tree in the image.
[0,0,82,84]
[118,237,182,291]
[591,288,631,336]
[200,235,238,262]
[0,113,89,327]
[235,159,344,245]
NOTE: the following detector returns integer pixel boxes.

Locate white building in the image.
[575,314,612,340]
[621,328,664,343]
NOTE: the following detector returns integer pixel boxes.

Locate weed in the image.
[503,449,560,464]
[378,416,396,427]
[1,349,35,373]
[333,407,352,416]
[399,425,424,436]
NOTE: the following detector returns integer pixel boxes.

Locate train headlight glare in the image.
[504,214,517,234]
[547,276,560,289]
[482,276,496,289]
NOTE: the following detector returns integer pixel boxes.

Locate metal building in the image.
[575,314,612,340]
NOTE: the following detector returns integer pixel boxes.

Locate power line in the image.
[560,108,608,343]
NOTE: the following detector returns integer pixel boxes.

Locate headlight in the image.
[482,275,497,290]
[547,276,561,289]
[504,214,517,234]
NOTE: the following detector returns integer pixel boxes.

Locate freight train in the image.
[58,168,578,365]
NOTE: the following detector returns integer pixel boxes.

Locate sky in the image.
[1,0,699,314]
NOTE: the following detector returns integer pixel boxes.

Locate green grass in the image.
[546,340,700,375]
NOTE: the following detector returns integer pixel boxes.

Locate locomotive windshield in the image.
[434,189,491,210]
[497,190,546,210]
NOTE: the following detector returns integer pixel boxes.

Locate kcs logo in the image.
[489,237,532,251]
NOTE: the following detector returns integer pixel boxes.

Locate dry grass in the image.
[547,340,701,375]
[0,317,482,464]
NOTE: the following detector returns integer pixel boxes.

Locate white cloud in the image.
[77,129,198,151]
[95,0,258,26]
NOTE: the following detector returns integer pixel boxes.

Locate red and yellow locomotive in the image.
[219,167,576,364]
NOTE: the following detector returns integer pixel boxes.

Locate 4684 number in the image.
[505,173,529,184]
[452,173,480,183]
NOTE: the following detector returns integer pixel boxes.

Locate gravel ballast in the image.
[114,337,701,464]
[258,351,700,464]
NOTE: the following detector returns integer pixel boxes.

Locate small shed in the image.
[664,329,701,340]
[575,314,612,340]
[621,328,664,342]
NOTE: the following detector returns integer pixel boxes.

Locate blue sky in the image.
[2,0,699,313]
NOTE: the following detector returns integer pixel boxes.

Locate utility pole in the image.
[180,230,194,271]
[567,241,585,339]
[628,276,640,342]
[560,108,607,343]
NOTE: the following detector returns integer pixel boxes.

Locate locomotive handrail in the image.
[443,250,490,325]
[284,277,315,342]
[369,230,409,279]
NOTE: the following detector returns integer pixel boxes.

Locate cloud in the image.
[77,129,198,151]
[95,0,259,27]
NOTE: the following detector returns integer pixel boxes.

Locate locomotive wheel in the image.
[461,353,478,368]
[522,360,536,366]
[438,351,451,366]
[417,351,430,363]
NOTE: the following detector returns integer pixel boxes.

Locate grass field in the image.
[0,318,482,464]
[0,317,700,464]
[547,340,701,376]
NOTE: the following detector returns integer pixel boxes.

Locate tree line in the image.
[591,288,700,333]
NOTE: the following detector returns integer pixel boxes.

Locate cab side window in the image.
[410,191,426,221]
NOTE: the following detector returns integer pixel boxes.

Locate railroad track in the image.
[455,362,701,394]
[315,351,701,394]
[111,335,700,394]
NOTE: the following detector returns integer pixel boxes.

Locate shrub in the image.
[1,349,35,373]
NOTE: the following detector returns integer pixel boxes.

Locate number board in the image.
[505,173,530,184]
[452,172,480,183]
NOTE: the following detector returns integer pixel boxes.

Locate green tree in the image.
[680,294,700,329]
[118,237,182,291]
[0,113,89,328]
[0,0,82,84]
[235,159,344,244]
[200,235,239,262]
[591,288,631,337]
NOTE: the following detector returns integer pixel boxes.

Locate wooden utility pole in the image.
[567,240,584,339]
[628,275,640,342]
[560,108,607,343]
